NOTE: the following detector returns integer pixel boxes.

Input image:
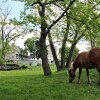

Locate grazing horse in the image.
[68,47,100,85]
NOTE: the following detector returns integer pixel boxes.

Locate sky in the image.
[0,0,35,48]
[1,0,24,19]
[0,0,27,48]
[1,0,90,52]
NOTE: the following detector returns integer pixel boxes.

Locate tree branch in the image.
[45,0,60,5]
[31,1,38,6]
[8,34,21,43]
[46,0,76,35]
[4,26,17,40]
[52,2,64,11]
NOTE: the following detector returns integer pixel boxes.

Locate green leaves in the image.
[65,46,79,60]
[24,38,34,52]
[24,37,40,58]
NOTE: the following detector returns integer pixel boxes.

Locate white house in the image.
[47,42,61,63]
[4,41,62,66]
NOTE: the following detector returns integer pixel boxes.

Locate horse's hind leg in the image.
[96,67,100,85]
[86,69,91,84]
[97,72,100,86]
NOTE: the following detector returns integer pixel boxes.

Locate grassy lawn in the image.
[0,65,100,100]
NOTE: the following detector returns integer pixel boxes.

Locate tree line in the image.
[0,0,100,76]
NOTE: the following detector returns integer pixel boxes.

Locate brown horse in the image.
[68,47,100,85]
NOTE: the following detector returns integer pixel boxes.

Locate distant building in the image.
[47,42,61,63]
[4,44,37,66]
[5,42,62,66]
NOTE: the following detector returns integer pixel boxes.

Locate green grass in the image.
[0,65,100,100]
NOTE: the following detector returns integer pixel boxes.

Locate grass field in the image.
[0,65,100,100]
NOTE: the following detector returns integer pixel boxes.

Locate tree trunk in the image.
[66,25,85,68]
[90,38,96,48]
[39,3,51,76]
[60,36,67,69]
[48,33,61,71]
[61,15,69,69]
[66,42,76,68]
[40,35,52,76]
[38,0,76,75]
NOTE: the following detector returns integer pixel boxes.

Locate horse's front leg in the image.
[77,68,82,83]
[86,69,91,84]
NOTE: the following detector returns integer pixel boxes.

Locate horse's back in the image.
[73,51,90,68]
[89,47,100,67]
[73,47,100,69]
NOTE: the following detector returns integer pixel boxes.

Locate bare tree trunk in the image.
[40,35,52,76]
[38,0,76,75]
[66,24,86,68]
[48,33,61,71]
[90,37,96,48]
[61,15,69,69]
[39,3,52,76]
[1,28,5,60]
[66,42,76,68]
[60,36,67,69]
[66,28,79,68]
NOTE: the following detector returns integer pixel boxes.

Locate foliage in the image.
[69,1,100,48]
[24,37,41,58]
[0,35,3,64]
[35,40,41,59]
[65,46,79,61]
[13,0,100,74]
[0,4,22,62]
[59,45,79,62]
[0,53,4,64]
[24,38,34,52]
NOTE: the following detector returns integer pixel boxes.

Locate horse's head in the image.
[68,68,76,83]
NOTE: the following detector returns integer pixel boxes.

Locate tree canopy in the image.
[2,0,100,75]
